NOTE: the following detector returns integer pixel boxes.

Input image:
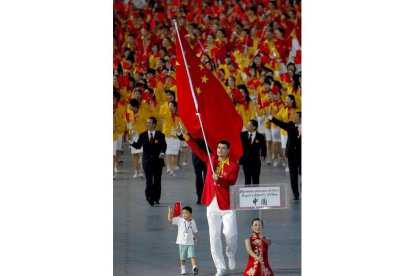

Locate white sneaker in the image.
[133,173,138,178]
[228,257,236,270]
[182,162,188,166]
[114,167,119,173]
[175,166,180,170]
[215,269,226,276]
[138,174,145,179]
[285,167,290,173]
[181,267,186,275]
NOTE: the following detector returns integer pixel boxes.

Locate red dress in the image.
[243,235,274,276]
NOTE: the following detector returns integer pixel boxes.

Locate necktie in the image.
[150,132,154,146]
[249,133,252,144]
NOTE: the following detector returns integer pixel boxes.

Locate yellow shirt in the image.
[235,101,255,128]
[115,102,128,135]
[161,112,180,138]
[287,86,302,110]
[127,102,155,135]
[276,106,301,135]
[113,113,118,141]
[214,157,230,197]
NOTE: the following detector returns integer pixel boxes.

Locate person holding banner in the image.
[177,126,239,276]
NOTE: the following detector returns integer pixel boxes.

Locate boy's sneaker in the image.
[181,267,186,275]
[193,266,199,275]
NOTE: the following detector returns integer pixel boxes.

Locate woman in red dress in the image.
[243,218,274,276]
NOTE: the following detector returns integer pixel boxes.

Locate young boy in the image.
[168,205,200,275]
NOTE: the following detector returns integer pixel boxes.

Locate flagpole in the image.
[173,20,216,178]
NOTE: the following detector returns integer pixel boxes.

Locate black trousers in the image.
[194,163,207,202]
[288,154,301,198]
[243,163,261,185]
[144,165,163,202]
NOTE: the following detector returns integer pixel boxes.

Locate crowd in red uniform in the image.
[113,0,302,178]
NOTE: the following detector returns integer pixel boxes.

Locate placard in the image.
[230,184,288,210]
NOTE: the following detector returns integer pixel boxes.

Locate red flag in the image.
[175,28,243,161]
[173,202,181,217]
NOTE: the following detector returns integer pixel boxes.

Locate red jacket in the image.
[186,138,239,210]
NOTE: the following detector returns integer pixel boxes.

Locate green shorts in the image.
[179,244,196,260]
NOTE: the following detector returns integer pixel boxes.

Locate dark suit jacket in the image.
[269,117,301,159]
[239,131,267,166]
[130,130,167,168]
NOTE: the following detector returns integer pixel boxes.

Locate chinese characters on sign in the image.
[239,187,281,208]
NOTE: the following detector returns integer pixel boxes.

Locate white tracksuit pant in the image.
[206,197,238,271]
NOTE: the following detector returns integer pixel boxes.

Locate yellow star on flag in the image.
[201,75,208,83]
[196,87,202,95]
[176,61,180,66]
[199,64,204,70]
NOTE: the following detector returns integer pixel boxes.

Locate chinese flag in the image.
[175,29,243,161]
[173,202,181,217]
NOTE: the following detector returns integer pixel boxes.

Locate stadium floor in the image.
[114,143,301,276]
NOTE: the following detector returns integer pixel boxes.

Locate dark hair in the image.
[292,74,301,93]
[147,68,156,75]
[263,80,271,86]
[287,62,297,73]
[237,84,251,104]
[182,206,192,213]
[165,90,176,99]
[218,140,230,149]
[287,94,297,108]
[129,98,139,108]
[145,87,154,94]
[242,28,250,35]
[251,218,264,226]
[148,116,157,125]
[113,91,121,101]
[249,119,258,130]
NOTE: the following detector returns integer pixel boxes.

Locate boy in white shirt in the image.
[168,205,200,275]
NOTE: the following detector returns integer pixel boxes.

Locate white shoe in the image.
[133,173,138,178]
[114,167,119,173]
[138,174,145,179]
[167,170,171,174]
[282,162,286,167]
[215,269,226,276]
[285,167,290,173]
[171,172,176,178]
[182,162,188,166]
[228,257,236,270]
[181,267,186,275]
[175,166,180,170]
[266,161,271,165]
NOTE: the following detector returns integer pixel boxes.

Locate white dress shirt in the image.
[247,131,256,144]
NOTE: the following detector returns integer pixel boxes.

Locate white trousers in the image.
[206,197,238,270]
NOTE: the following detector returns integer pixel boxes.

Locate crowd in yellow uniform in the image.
[113,0,302,177]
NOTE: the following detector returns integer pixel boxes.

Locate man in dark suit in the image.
[240,119,267,185]
[129,117,167,206]
[265,111,301,200]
